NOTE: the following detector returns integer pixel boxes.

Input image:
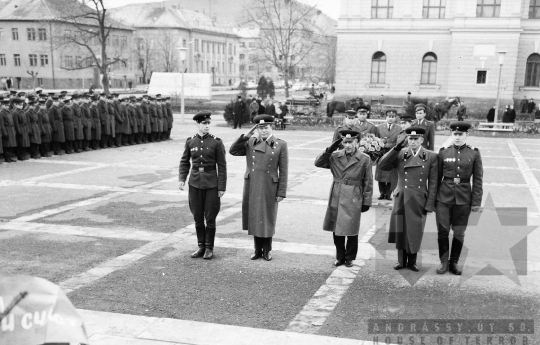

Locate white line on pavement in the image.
[507,139,540,212]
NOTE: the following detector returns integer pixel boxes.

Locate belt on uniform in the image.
[443,176,469,184]
[334,178,361,186]
[192,165,216,173]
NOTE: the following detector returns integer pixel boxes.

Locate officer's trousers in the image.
[254,236,272,252]
[378,182,392,197]
[435,202,471,263]
[333,233,358,260]
[188,186,221,249]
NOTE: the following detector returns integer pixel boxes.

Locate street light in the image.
[177,47,187,124]
[494,51,506,124]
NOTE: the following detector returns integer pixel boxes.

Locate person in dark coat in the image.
[136,98,145,144]
[13,98,30,160]
[38,99,52,157]
[62,98,75,154]
[332,110,362,146]
[81,94,93,151]
[265,100,276,116]
[1,99,17,162]
[149,97,159,142]
[233,95,246,129]
[49,97,65,155]
[315,130,373,267]
[436,122,483,276]
[356,106,378,138]
[229,115,289,261]
[502,105,510,123]
[256,97,266,115]
[165,97,173,140]
[486,106,495,123]
[411,103,435,151]
[118,98,128,146]
[142,95,151,143]
[179,111,227,260]
[456,102,467,121]
[520,96,528,113]
[90,95,101,150]
[71,95,84,153]
[26,100,41,159]
[379,126,439,272]
[107,96,120,147]
[508,104,516,123]
[527,98,536,113]
[375,110,402,200]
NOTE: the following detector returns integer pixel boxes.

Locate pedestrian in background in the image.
[456,101,467,121]
[233,95,246,129]
[315,130,372,267]
[520,96,528,113]
[411,103,435,151]
[229,115,288,261]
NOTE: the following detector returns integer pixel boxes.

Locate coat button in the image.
[420,179,422,181]
[405,179,408,181]
[405,172,407,174]
[405,186,408,188]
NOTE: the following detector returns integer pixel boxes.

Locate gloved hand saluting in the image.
[326,137,343,153]
[394,136,407,151]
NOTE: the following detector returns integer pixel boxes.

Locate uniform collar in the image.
[453,143,466,149]
[196,133,209,139]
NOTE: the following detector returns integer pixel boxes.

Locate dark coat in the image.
[99,103,110,136]
[437,144,483,206]
[315,149,373,236]
[257,101,266,115]
[137,106,145,133]
[72,103,84,140]
[178,133,227,191]
[150,104,159,132]
[1,108,17,147]
[379,147,439,253]
[375,123,402,182]
[62,106,75,141]
[528,101,536,113]
[266,104,276,116]
[50,106,65,142]
[91,105,102,140]
[508,108,516,123]
[81,103,92,140]
[142,102,151,133]
[357,121,378,138]
[486,108,495,122]
[233,100,246,122]
[122,105,131,134]
[166,103,173,129]
[520,98,528,113]
[156,105,164,132]
[129,105,138,134]
[14,109,30,147]
[27,108,41,144]
[38,108,52,143]
[229,134,288,238]
[411,119,435,151]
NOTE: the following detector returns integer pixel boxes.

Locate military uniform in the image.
[375,117,402,199]
[379,126,439,271]
[1,102,17,162]
[411,118,435,151]
[229,115,289,260]
[179,111,227,260]
[435,122,483,275]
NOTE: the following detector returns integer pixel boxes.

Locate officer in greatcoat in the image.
[72,94,84,153]
[233,95,246,129]
[357,105,378,138]
[13,98,30,160]
[411,103,435,151]
[315,130,373,267]
[37,99,52,157]
[229,115,289,261]
[49,96,65,155]
[26,99,41,159]
[90,95,101,150]
[379,126,439,271]
[1,99,17,162]
[62,98,75,154]
[436,122,483,275]
[375,110,402,200]
[179,111,227,260]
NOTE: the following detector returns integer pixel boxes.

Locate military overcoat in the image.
[38,109,52,143]
[229,134,288,238]
[375,123,402,182]
[50,106,65,143]
[315,149,373,236]
[91,105,101,140]
[13,109,30,147]
[379,146,438,253]
[72,103,84,140]
[27,108,41,144]
[1,108,17,147]
[62,106,75,141]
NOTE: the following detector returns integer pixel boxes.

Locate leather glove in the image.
[327,137,343,153]
[361,205,370,213]
[394,136,407,151]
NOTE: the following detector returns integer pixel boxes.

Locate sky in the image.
[103,0,340,19]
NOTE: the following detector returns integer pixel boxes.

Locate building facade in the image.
[109,2,241,86]
[0,0,136,90]
[336,0,540,106]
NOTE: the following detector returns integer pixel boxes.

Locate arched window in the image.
[421,52,437,85]
[371,52,386,84]
[525,53,540,87]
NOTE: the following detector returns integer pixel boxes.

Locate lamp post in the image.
[494,51,506,124]
[177,47,187,124]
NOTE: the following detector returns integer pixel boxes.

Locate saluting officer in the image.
[331,109,361,145]
[379,126,439,272]
[375,109,402,200]
[179,111,227,260]
[315,130,373,267]
[411,103,435,151]
[436,122,483,275]
[229,115,289,261]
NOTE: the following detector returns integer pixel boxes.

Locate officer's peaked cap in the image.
[449,121,471,133]
[405,126,425,137]
[339,129,360,142]
[253,114,274,125]
[193,111,212,123]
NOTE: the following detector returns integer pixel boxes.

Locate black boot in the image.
[407,253,419,271]
[449,237,463,275]
[436,238,449,274]
[191,226,206,258]
[203,227,216,260]
[394,249,407,270]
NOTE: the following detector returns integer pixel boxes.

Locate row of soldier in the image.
[0,90,174,163]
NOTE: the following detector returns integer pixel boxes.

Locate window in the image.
[29,54,37,66]
[40,54,48,66]
[112,35,118,47]
[212,42,215,53]
[240,65,245,72]
[234,45,236,55]
[0,54,5,65]
[121,36,127,48]
[525,54,540,87]
[248,65,255,71]
[201,40,205,53]
[371,52,386,83]
[14,54,20,66]
[183,39,187,48]
[27,28,36,41]
[530,0,540,19]
[476,70,487,84]
[423,0,445,18]
[239,54,245,60]
[38,28,47,40]
[477,0,500,18]
[76,56,82,68]
[195,39,199,52]
[37,78,43,85]
[229,43,232,55]
[421,53,437,84]
[64,55,73,68]
[12,28,18,40]
[240,42,245,48]
[206,61,209,72]
[371,0,393,19]
[0,29,3,40]
[248,41,256,48]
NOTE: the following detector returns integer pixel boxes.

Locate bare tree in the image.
[245,0,319,97]
[156,30,179,73]
[53,0,129,93]
[132,34,155,84]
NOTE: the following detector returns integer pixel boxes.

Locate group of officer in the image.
[0,89,174,162]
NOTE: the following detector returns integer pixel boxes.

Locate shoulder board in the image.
[186,135,196,141]
[209,134,221,141]
[466,144,478,151]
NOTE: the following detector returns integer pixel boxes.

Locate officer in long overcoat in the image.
[26,100,41,158]
[379,126,438,271]
[142,95,151,143]
[13,98,30,160]
[375,110,402,200]
[37,99,52,157]
[179,111,227,260]
[411,103,435,151]
[165,97,173,140]
[72,95,84,153]
[315,130,373,267]
[90,96,101,150]
[356,106,378,138]
[436,122,483,275]
[136,98,145,144]
[62,98,75,154]
[229,115,289,261]
[49,97,65,155]
[98,94,110,148]
[81,95,93,151]
[233,95,246,129]
[1,99,17,162]
[107,96,116,147]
